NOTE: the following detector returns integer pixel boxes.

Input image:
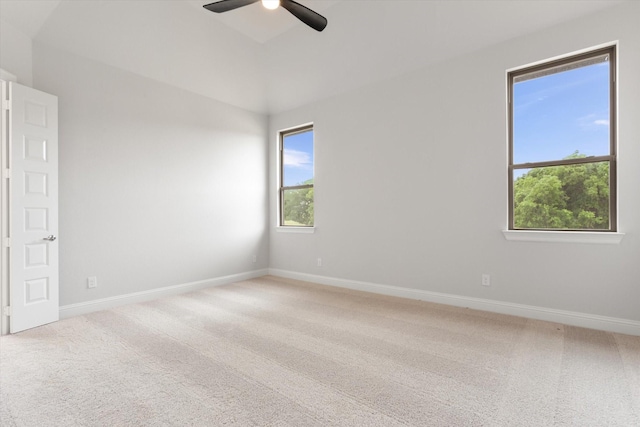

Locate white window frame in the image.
[503,43,624,244]
[277,124,315,232]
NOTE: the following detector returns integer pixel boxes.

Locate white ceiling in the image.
[0,0,627,114]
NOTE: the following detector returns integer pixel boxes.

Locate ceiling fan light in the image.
[262,0,280,10]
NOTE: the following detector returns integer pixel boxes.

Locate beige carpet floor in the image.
[1,275,639,426]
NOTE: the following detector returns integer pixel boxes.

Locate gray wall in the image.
[2,2,638,325]
[0,19,33,86]
[33,43,269,306]
[269,2,640,322]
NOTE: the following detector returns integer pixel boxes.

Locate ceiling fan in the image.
[203,0,328,32]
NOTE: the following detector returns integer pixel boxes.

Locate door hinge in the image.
[1,99,10,111]
[3,169,10,180]
[3,306,10,317]
[4,237,10,248]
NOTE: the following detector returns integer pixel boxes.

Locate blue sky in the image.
[513,61,610,165]
[283,129,314,186]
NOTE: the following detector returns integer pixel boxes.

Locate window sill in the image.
[502,230,625,244]
[276,227,315,234]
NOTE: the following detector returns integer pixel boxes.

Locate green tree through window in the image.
[513,152,609,229]
[282,180,314,226]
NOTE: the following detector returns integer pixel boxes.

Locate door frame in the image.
[0,71,17,336]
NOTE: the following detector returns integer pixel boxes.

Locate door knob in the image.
[43,235,57,241]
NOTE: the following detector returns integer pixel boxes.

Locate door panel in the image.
[9,82,58,333]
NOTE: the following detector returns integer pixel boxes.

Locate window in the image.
[279,125,314,227]
[508,46,616,231]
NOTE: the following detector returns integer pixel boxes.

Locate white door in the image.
[8,82,59,333]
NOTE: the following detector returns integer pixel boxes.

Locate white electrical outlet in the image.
[481,274,491,287]
[87,276,98,289]
[252,255,257,263]
[317,258,322,267]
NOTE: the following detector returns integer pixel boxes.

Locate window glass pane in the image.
[283,129,314,187]
[513,162,610,230]
[282,188,314,226]
[513,60,610,164]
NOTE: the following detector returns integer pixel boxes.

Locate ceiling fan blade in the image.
[203,0,260,13]
[280,0,328,32]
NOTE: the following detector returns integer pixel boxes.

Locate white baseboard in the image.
[59,269,269,319]
[268,269,640,336]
